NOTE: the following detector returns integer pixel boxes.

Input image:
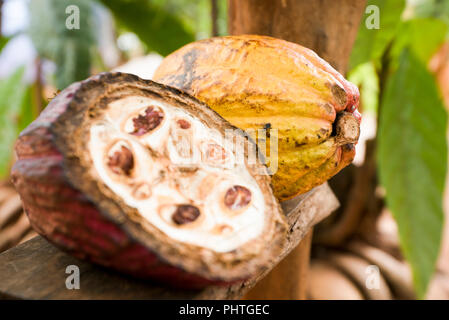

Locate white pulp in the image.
[88,96,266,252]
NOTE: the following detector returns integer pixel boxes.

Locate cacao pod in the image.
[11,72,287,288]
[154,35,361,200]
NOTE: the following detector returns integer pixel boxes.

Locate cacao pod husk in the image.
[11,72,287,288]
[154,35,361,200]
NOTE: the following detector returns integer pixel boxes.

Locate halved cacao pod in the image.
[154,35,361,200]
[11,72,287,288]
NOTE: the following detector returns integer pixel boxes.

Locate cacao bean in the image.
[107,146,134,176]
[224,186,252,210]
[131,106,164,136]
[177,119,191,129]
[172,204,200,225]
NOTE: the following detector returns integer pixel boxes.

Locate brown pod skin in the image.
[11,73,287,288]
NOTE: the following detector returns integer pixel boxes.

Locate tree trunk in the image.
[228,0,365,73]
[228,0,366,299]
[244,230,313,299]
[0,0,4,37]
[211,0,219,37]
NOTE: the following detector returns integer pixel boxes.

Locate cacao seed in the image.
[224,186,252,210]
[132,182,152,200]
[172,204,200,225]
[131,106,164,136]
[177,119,191,129]
[107,145,134,176]
[204,143,227,164]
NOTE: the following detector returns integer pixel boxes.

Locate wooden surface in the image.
[0,183,338,300]
[228,0,366,299]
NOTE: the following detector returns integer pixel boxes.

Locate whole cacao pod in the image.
[154,35,361,200]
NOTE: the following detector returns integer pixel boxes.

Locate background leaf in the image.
[390,18,448,66]
[409,0,449,26]
[29,0,95,89]
[348,61,380,112]
[100,0,195,56]
[0,67,31,179]
[0,36,11,52]
[378,49,447,298]
[151,0,228,39]
[17,85,35,133]
[349,0,406,69]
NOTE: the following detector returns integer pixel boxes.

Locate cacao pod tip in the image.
[331,83,348,108]
[335,112,360,145]
[353,109,362,123]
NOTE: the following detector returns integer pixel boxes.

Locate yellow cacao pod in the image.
[154,35,360,201]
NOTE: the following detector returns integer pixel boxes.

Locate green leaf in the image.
[17,86,35,133]
[157,0,228,38]
[0,67,30,179]
[378,49,447,298]
[349,0,406,70]
[0,36,11,52]
[348,61,379,113]
[53,39,92,89]
[409,0,449,25]
[100,0,195,56]
[152,0,210,39]
[217,0,228,36]
[390,18,448,66]
[28,0,95,89]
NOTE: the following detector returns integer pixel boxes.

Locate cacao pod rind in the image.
[154,35,361,200]
[11,72,287,287]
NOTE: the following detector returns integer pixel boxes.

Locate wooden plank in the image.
[0,183,338,300]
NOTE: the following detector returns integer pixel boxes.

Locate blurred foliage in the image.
[348,62,379,113]
[0,67,33,179]
[378,49,447,298]
[100,0,195,56]
[0,36,11,52]
[216,0,228,36]
[349,0,406,70]
[152,0,228,39]
[25,0,228,87]
[100,0,227,56]
[350,0,449,298]
[390,18,447,67]
[29,0,95,90]
[0,0,227,181]
[409,0,449,25]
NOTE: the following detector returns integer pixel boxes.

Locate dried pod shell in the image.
[11,72,287,288]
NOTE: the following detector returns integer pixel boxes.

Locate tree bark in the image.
[0,0,4,37]
[211,0,219,37]
[228,0,366,73]
[228,0,366,299]
[244,230,313,300]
